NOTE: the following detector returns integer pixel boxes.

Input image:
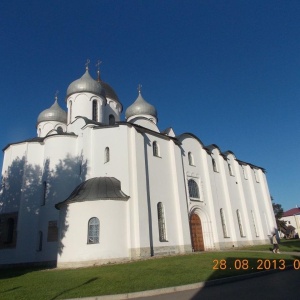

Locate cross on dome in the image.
[85,59,90,70]
[137,84,142,94]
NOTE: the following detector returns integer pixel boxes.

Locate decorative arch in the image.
[189,206,214,251]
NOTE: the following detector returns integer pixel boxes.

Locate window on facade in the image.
[236,210,245,237]
[157,202,167,242]
[212,157,218,172]
[57,126,63,134]
[47,221,58,242]
[251,210,259,237]
[92,100,98,122]
[228,163,234,176]
[104,147,110,163]
[188,152,194,166]
[153,141,160,157]
[242,165,248,180]
[220,208,229,238]
[109,114,115,125]
[37,231,43,251]
[0,213,18,249]
[88,217,100,244]
[188,179,200,199]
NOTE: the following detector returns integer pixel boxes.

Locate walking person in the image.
[272,233,280,253]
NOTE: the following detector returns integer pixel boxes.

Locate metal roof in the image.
[55,177,129,209]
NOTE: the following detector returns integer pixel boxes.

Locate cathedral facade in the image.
[0,66,276,268]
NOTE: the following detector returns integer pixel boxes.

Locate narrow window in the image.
[104,147,110,163]
[220,208,229,237]
[157,202,167,242]
[92,100,98,121]
[88,217,99,244]
[153,141,159,157]
[188,152,194,166]
[251,210,259,237]
[188,179,200,199]
[109,114,115,125]
[47,221,58,242]
[236,210,245,237]
[37,231,43,251]
[212,157,218,172]
[228,163,234,176]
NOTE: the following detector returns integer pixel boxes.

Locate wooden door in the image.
[190,214,204,251]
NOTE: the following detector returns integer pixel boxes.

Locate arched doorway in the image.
[190,214,204,251]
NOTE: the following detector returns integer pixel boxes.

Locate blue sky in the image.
[0,0,299,210]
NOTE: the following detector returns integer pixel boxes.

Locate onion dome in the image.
[66,68,106,98]
[125,87,157,120]
[96,65,123,111]
[37,98,67,125]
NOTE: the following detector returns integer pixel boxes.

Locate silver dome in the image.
[125,91,157,119]
[37,100,67,125]
[66,69,106,98]
[100,80,123,112]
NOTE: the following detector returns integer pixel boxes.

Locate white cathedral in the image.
[0,64,276,268]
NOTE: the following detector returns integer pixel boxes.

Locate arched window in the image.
[188,179,200,199]
[104,147,110,163]
[220,208,229,237]
[6,218,14,244]
[37,231,43,251]
[242,165,248,180]
[236,209,245,237]
[92,100,98,122]
[157,202,167,242]
[188,152,194,166]
[228,163,234,176]
[153,141,160,157]
[212,157,218,172]
[109,114,115,125]
[57,126,63,134]
[88,217,100,244]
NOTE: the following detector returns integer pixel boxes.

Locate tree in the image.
[272,196,286,230]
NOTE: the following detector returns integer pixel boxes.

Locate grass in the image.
[0,240,299,300]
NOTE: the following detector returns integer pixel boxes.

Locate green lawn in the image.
[0,246,299,300]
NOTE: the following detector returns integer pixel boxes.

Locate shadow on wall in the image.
[0,154,87,255]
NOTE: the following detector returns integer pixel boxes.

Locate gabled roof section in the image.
[177,132,205,147]
[282,207,300,217]
[2,132,77,152]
